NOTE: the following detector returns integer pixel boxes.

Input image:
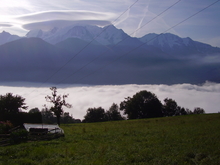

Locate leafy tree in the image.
[21,111,42,123]
[28,107,40,113]
[0,93,27,124]
[41,106,56,124]
[163,98,189,116]
[0,93,27,114]
[83,107,106,123]
[185,108,193,115]
[105,103,124,121]
[61,112,72,124]
[120,90,163,119]
[193,107,205,114]
[175,106,187,116]
[25,107,42,123]
[45,87,72,125]
[60,112,78,124]
[163,98,178,116]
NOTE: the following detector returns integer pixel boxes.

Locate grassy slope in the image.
[0,114,220,165]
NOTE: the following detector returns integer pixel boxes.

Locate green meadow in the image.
[0,113,220,165]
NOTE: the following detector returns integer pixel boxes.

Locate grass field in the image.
[0,113,220,165]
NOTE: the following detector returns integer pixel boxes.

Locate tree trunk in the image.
[57,115,60,126]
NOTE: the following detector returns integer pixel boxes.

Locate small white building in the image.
[23,123,64,134]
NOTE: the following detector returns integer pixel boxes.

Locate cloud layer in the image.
[22,20,112,31]
[0,82,219,120]
[18,10,115,30]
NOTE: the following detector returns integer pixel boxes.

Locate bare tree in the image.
[45,87,72,125]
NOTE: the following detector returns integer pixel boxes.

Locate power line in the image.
[33,0,140,88]
[68,0,220,84]
[26,0,140,97]
[131,0,182,37]
[57,0,182,84]
[112,0,139,24]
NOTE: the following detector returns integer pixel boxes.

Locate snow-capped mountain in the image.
[25,24,220,56]
[1,25,220,85]
[26,25,130,45]
[139,33,192,48]
[140,33,220,55]
[0,31,21,45]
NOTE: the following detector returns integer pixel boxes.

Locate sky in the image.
[0,0,220,47]
[0,82,220,120]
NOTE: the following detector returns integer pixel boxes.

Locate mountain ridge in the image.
[2,24,220,56]
[0,25,220,85]
[0,31,21,45]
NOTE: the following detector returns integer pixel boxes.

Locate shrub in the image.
[10,129,28,144]
[0,120,13,134]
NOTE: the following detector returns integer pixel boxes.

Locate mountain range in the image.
[0,25,220,85]
[0,31,21,45]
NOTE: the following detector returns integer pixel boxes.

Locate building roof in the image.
[23,123,64,134]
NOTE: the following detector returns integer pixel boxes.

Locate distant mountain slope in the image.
[55,37,108,54]
[0,25,220,85]
[0,31,21,45]
[25,24,220,56]
[139,33,220,56]
[26,25,132,45]
[0,38,73,83]
[0,37,65,61]
[0,36,219,85]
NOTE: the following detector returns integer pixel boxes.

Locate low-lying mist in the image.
[1,82,220,120]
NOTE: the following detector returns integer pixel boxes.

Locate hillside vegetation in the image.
[1,113,220,165]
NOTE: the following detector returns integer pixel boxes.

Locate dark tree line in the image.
[83,90,205,122]
[0,90,80,126]
[83,103,124,123]
[41,106,81,124]
[119,90,205,120]
[0,89,206,125]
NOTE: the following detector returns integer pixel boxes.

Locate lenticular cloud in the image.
[0,82,219,119]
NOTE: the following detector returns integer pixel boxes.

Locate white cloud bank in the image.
[0,82,219,120]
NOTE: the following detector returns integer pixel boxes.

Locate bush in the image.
[0,120,13,134]
[10,129,28,144]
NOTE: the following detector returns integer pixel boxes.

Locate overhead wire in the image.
[65,0,220,84]
[32,0,139,88]
[57,0,182,84]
